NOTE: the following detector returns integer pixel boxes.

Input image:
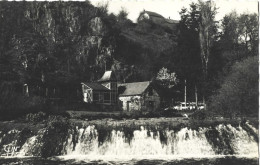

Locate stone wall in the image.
[119,88,160,112]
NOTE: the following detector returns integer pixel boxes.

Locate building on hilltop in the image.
[118,81,160,111]
[137,10,179,31]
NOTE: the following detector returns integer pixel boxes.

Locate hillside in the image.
[113,15,179,82]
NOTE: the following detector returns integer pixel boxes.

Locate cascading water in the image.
[60,124,258,159]
[0,122,258,160]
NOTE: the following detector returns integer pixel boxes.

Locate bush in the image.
[41,116,71,158]
[208,56,258,118]
[161,109,183,117]
[25,111,47,123]
[0,88,47,120]
[190,110,212,120]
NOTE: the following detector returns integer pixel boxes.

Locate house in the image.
[81,71,160,111]
[118,81,160,111]
[137,10,179,31]
[81,71,118,105]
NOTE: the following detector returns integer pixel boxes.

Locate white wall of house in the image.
[119,88,160,112]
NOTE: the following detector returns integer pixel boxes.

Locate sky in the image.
[89,0,258,22]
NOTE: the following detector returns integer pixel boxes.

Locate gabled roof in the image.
[118,81,151,96]
[98,70,117,82]
[81,82,109,91]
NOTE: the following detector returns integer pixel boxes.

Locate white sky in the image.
[89,0,258,22]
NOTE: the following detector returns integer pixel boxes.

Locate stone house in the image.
[118,81,160,111]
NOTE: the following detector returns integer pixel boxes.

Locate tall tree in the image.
[177,3,202,104]
[198,0,218,107]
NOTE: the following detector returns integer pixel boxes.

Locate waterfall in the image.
[0,123,258,158]
[61,124,258,158]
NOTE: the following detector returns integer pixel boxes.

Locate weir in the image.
[0,123,258,158]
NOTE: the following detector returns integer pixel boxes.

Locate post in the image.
[195,85,198,109]
[184,79,187,107]
[203,96,206,110]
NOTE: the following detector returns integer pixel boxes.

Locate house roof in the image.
[118,81,151,96]
[142,11,179,23]
[98,70,117,82]
[144,11,164,18]
[81,82,109,91]
[165,19,179,24]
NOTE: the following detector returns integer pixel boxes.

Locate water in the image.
[0,156,258,165]
[61,124,258,157]
[0,122,258,164]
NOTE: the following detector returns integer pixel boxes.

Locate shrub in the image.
[0,90,47,120]
[208,56,258,118]
[25,111,47,123]
[190,110,212,120]
[41,116,71,158]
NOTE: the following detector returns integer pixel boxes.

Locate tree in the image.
[218,12,258,79]
[198,0,218,107]
[177,3,203,106]
[208,56,258,118]
[156,67,178,88]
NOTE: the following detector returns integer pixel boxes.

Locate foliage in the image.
[25,111,47,123]
[190,110,213,120]
[156,67,179,88]
[208,56,258,118]
[176,3,204,102]
[219,12,259,73]
[41,116,71,157]
[0,1,258,117]
[0,84,46,120]
[198,0,218,77]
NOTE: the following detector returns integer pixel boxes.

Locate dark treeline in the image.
[177,1,258,117]
[0,1,258,119]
